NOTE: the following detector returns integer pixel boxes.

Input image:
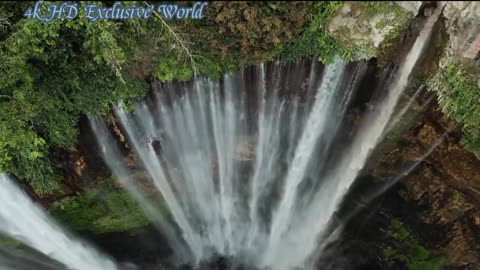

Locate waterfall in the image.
[0,174,117,270]
[263,6,444,269]
[87,7,442,269]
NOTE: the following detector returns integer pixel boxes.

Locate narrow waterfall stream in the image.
[0,174,117,270]
[0,5,442,270]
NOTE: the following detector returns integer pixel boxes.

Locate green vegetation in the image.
[429,63,480,152]
[0,1,361,192]
[0,233,22,248]
[280,1,356,63]
[382,217,447,270]
[0,2,147,194]
[328,1,413,60]
[49,178,161,233]
[177,1,352,78]
[364,1,414,52]
[361,1,407,18]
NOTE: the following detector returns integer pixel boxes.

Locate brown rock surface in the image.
[374,101,480,268]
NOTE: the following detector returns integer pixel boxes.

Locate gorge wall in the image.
[3,1,479,269]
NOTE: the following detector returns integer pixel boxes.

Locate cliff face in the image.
[427,2,480,155]
[403,5,480,267]
[370,101,480,269]
[443,2,480,61]
[19,1,479,268]
[324,2,480,268]
[327,2,415,60]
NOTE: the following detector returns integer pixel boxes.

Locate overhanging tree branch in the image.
[143,1,198,76]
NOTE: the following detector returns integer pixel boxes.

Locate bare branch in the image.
[0,95,12,100]
[143,1,199,76]
[0,11,12,35]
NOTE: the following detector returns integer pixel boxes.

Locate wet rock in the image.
[423,7,435,17]
[442,223,479,267]
[443,2,480,60]
[396,1,422,16]
[235,142,255,161]
[417,124,440,148]
[373,102,480,268]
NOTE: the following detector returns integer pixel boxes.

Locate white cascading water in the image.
[0,173,117,270]
[262,5,445,269]
[90,58,359,267]
[88,7,442,270]
[0,7,442,270]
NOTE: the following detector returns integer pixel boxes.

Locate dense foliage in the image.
[191,2,311,63]
[0,1,357,194]
[280,1,356,62]
[0,2,148,194]
[165,1,353,79]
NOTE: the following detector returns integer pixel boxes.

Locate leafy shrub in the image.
[430,63,480,152]
[187,1,312,64]
[0,3,147,193]
[280,1,355,63]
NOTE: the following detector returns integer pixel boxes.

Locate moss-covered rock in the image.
[328,1,414,60]
[49,178,161,234]
[382,216,447,270]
